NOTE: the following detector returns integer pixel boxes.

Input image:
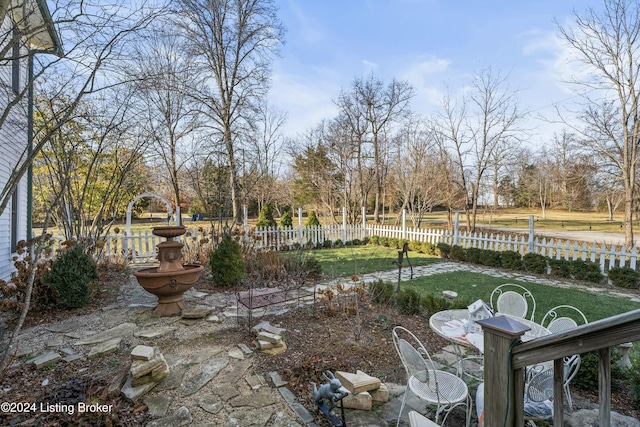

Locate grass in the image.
[402,271,640,322]
[311,246,640,322]
[308,245,442,278]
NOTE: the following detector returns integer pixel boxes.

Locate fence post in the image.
[477,316,529,427]
[343,207,347,243]
[243,205,248,247]
[298,207,303,246]
[362,206,367,239]
[123,231,129,266]
[528,215,535,254]
[402,209,407,240]
[453,212,460,246]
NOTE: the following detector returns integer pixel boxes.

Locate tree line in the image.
[3,0,640,249]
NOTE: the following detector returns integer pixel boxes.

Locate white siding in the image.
[0,16,30,281]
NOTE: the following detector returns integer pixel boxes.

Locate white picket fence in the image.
[41,213,640,274]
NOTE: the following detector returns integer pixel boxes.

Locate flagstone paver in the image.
[4,260,640,426]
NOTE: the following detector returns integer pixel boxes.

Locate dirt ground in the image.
[1,267,639,426]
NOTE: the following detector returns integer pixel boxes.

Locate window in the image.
[10,188,18,252]
[12,28,20,94]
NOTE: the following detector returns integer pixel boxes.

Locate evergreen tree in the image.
[256,204,277,228]
[280,210,293,228]
[307,210,320,226]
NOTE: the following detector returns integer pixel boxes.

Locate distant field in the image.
[36,208,628,235]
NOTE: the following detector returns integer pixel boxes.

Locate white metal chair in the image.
[490,283,536,321]
[541,305,588,333]
[540,305,587,411]
[524,367,554,426]
[392,326,471,427]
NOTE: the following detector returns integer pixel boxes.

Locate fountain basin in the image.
[133,263,204,316]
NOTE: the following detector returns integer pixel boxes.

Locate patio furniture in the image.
[409,410,440,427]
[541,305,588,333]
[524,367,554,426]
[490,283,536,321]
[392,326,471,427]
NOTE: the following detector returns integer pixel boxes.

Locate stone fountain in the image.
[133,226,204,316]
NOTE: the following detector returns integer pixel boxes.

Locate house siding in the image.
[0,16,30,281]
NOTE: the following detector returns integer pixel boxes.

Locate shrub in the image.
[388,238,399,248]
[479,249,502,267]
[368,280,394,305]
[43,244,98,309]
[500,251,523,270]
[334,239,344,248]
[449,245,466,262]
[209,235,245,287]
[572,260,603,283]
[351,239,362,246]
[421,242,437,256]
[280,210,293,228]
[361,237,370,245]
[628,353,640,402]
[322,240,333,248]
[256,204,277,228]
[379,236,389,247]
[396,288,422,315]
[573,349,625,392]
[436,243,451,258]
[548,258,572,278]
[421,294,451,316]
[306,210,320,226]
[465,247,482,264]
[370,235,380,245]
[408,241,422,252]
[522,253,547,274]
[608,266,640,289]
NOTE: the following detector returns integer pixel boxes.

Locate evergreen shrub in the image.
[479,249,502,267]
[368,280,394,305]
[500,251,523,270]
[209,235,245,287]
[572,260,602,283]
[436,243,452,258]
[548,258,572,278]
[449,245,466,262]
[43,244,98,308]
[397,288,422,315]
[465,247,482,264]
[256,204,277,228]
[608,266,640,289]
[306,210,320,226]
[280,210,293,228]
[522,253,547,274]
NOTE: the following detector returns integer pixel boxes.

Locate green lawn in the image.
[402,271,640,322]
[310,246,640,322]
[309,245,442,278]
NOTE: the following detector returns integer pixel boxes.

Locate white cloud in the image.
[270,70,339,137]
[400,55,452,109]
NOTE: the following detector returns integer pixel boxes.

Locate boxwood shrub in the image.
[522,253,547,274]
[500,250,523,270]
[608,266,640,289]
[479,249,502,267]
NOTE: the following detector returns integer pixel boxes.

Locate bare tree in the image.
[176,0,285,225]
[336,74,414,223]
[557,0,640,247]
[391,115,440,227]
[435,68,525,231]
[0,0,165,220]
[130,28,201,224]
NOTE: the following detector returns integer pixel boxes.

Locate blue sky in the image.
[270,0,595,145]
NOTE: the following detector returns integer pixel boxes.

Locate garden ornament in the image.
[310,370,348,412]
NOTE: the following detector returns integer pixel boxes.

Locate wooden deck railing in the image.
[480,309,640,427]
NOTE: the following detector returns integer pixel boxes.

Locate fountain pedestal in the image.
[133,226,204,316]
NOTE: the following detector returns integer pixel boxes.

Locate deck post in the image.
[476,316,530,427]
